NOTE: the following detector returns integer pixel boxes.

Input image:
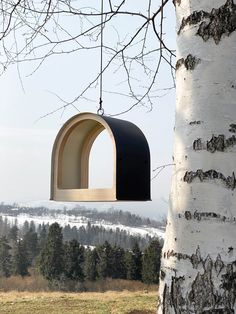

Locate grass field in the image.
[0,291,158,314]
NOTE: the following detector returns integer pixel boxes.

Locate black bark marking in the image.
[207,135,225,152]
[176,54,201,70]
[229,123,236,133]
[176,58,184,70]
[193,138,204,150]
[182,211,233,223]
[189,258,216,312]
[221,264,236,307]
[183,169,236,190]
[193,134,236,152]
[173,0,181,7]
[178,0,236,44]
[161,269,166,280]
[162,249,236,312]
[226,135,236,148]
[163,283,171,314]
[189,120,203,125]
[171,276,186,313]
[191,247,202,269]
[202,310,234,313]
[184,211,192,220]
[215,254,224,276]
[178,10,209,35]
[194,211,219,219]
[164,247,203,268]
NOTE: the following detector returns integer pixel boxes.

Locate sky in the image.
[0,1,176,219]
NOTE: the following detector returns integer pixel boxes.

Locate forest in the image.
[0,220,162,291]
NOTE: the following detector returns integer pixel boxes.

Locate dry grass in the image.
[0,291,158,314]
[0,276,158,293]
[84,279,158,292]
[0,276,159,313]
[0,275,49,292]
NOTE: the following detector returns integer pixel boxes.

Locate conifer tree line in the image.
[0,221,162,285]
[0,216,157,251]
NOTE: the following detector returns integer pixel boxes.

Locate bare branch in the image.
[152,163,175,180]
[0,0,176,118]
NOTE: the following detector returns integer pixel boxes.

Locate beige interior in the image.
[51,113,117,201]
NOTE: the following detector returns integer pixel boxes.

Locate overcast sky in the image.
[0,1,175,219]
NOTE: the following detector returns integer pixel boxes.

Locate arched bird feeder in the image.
[51,112,150,202]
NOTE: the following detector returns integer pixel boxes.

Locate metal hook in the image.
[97,108,104,116]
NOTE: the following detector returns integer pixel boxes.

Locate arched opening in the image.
[58,119,112,190]
[89,129,113,189]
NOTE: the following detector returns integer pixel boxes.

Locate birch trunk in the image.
[158,0,236,312]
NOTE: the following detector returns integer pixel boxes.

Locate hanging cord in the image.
[97,0,105,115]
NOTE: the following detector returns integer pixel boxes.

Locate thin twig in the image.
[152,163,175,180]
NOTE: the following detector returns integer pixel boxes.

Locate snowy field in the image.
[2,212,165,239]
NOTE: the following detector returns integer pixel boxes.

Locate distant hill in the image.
[19,199,168,221]
[0,202,165,249]
[0,202,165,228]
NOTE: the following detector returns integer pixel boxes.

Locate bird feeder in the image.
[50,112,150,201]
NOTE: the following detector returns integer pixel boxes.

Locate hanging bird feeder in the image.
[51,1,150,202]
[50,112,150,202]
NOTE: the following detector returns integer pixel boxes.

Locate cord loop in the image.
[98,0,104,116]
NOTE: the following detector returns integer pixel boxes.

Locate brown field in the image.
[0,291,158,314]
[0,275,158,293]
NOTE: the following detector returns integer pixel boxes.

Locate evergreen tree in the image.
[96,241,114,278]
[8,225,18,243]
[64,239,85,281]
[0,216,3,237]
[125,250,136,280]
[125,241,142,281]
[78,226,86,244]
[0,236,12,277]
[71,226,78,241]
[86,222,92,245]
[12,240,29,277]
[39,223,64,281]
[111,246,126,279]
[22,221,30,236]
[84,248,98,281]
[38,224,47,251]
[2,217,10,237]
[132,241,142,281]
[23,228,39,265]
[37,224,42,235]
[63,225,72,242]
[29,221,36,233]
[142,239,161,284]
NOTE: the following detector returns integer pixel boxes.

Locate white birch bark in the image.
[158,0,236,312]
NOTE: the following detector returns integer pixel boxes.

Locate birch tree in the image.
[158,0,236,312]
